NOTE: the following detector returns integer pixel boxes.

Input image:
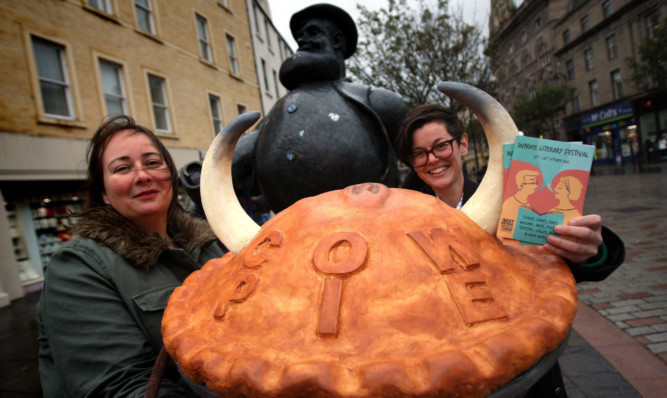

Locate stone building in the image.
[0,0,262,305]
[489,0,666,166]
[489,0,570,115]
[553,0,666,166]
[246,0,293,114]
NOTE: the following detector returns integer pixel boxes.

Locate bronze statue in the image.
[232,3,408,213]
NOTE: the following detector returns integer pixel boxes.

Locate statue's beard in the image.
[279,51,342,90]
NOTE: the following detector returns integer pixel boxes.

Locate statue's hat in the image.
[290,3,358,59]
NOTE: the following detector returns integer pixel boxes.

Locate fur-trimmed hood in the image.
[70,206,218,270]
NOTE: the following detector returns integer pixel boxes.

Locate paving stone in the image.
[609,299,648,307]
[647,341,667,354]
[607,313,636,322]
[634,309,667,318]
[592,302,613,310]
[645,332,667,343]
[626,326,656,336]
[651,324,667,332]
[644,294,667,303]
[618,292,653,299]
[638,301,667,310]
[603,305,641,315]
[625,317,665,327]
[578,288,601,295]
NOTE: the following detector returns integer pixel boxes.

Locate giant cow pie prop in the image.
[161,83,578,397]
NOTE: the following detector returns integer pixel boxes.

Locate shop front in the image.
[635,91,667,164]
[579,101,638,166]
[2,180,84,294]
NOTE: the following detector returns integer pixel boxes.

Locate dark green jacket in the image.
[38,207,224,397]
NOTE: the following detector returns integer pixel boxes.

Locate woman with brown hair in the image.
[395,102,625,398]
[37,115,223,397]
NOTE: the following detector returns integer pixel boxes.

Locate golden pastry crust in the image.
[163,184,577,397]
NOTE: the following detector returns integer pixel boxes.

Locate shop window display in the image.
[4,195,82,285]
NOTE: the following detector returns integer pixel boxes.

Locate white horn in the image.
[201,112,261,253]
[437,82,519,234]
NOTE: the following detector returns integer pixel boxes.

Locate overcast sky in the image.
[269,0,493,52]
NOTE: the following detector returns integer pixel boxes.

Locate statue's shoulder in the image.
[335,80,406,113]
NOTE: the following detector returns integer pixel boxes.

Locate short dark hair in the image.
[80,115,179,214]
[394,104,465,166]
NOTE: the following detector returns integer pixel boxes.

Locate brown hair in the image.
[80,115,179,215]
[394,104,465,166]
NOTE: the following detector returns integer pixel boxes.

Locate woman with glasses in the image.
[395,104,475,209]
[395,103,625,398]
[37,115,224,397]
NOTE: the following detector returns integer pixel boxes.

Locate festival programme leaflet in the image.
[496,136,595,245]
[499,143,523,246]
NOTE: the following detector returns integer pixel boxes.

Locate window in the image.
[265,20,272,49]
[606,35,617,60]
[521,31,527,42]
[646,12,659,38]
[584,48,594,70]
[273,70,279,97]
[563,29,571,45]
[602,1,613,18]
[566,59,575,80]
[237,104,246,115]
[611,70,623,100]
[253,5,261,36]
[581,15,590,32]
[135,0,155,34]
[209,94,223,135]
[536,17,542,29]
[196,14,211,62]
[511,62,519,84]
[89,0,111,13]
[571,88,580,113]
[589,80,599,106]
[509,43,514,54]
[261,59,269,91]
[522,53,532,75]
[226,34,239,75]
[538,42,549,67]
[32,36,74,119]
[147,74,171,132]
[99,59,127,116]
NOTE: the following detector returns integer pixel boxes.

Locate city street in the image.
[560,167,667,398]
[1,169,666,397]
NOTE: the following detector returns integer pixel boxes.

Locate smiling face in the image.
[101,130,173,231]
[412,121,468,200]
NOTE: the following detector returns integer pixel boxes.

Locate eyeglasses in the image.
[112,160,169,176]
[409,138,457,167]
